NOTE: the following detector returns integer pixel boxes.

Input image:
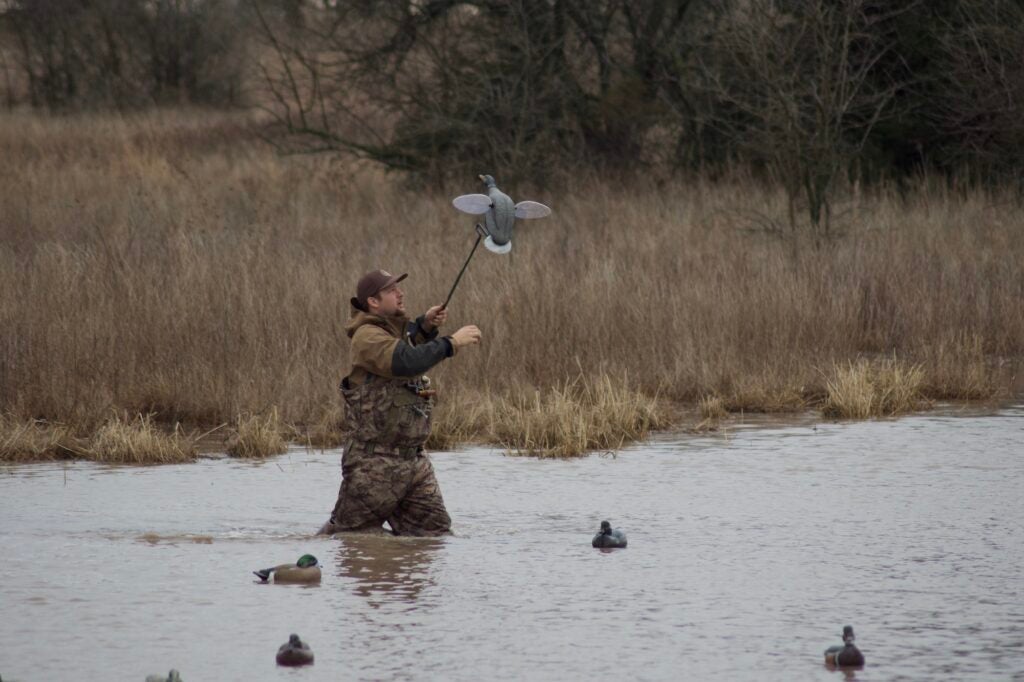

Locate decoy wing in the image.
[514,200,551,219]
[453,194,492,215]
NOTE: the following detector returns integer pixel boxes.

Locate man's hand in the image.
[423,305,448,331]
[449,325,482,349]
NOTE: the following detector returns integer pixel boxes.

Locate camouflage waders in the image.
[323,374,451,536]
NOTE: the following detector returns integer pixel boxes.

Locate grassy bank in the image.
[1,112,1021,461]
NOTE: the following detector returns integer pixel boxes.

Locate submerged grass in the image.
[1,112,1021,460]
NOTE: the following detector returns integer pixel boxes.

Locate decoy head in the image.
[842,626,855,643]
[479,174,497,188]
[600,520,612,534]
[296,554,318,568]
[288,633,302,647]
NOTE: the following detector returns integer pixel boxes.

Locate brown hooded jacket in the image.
[344,306,454,385]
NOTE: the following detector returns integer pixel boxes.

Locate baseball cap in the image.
[352,269,407,310]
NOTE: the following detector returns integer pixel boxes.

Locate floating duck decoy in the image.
[824,625,865,667]
[592,520,627,548]
[276,633,315,666]
[452,174,551,254]
[253,554,321,584]
[144,670,182,682]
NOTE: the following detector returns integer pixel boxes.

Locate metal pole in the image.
[440,225,485,310]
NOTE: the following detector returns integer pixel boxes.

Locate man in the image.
[319,269,481,536]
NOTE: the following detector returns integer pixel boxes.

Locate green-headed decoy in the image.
[254,554,321,584]
[824,625,865,667]
[276,633,315,666]
[452,174,551,254]
[592,520,628,548]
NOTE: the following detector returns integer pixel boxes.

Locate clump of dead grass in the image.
[86,413,197,464]
[822,358,926,419]
[492,375,670,458]
[699,394,728,420]
[0,415,78,461]
[227,409,288,458]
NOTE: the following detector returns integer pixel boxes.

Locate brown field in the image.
[1,111,1021,460]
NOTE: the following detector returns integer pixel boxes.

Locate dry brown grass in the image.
[86,413,197,464]
[699,395,729,420]
[1,111,1021,460]
[822,357,927,419]
[490,374,670,457]
[0,415,77,461]
[226,409,288,458]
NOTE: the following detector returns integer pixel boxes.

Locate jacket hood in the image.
[345,304,407,339]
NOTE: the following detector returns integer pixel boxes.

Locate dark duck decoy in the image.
[276,633,315,667]
[592,520,627,548]
[824,625,865,668]
[144,671,182,682]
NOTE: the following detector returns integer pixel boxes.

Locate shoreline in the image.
[3,388,1020,465]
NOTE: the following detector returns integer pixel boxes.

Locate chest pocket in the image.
[386,388,432,448]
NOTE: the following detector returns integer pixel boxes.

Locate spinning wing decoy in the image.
[452,174,551,253]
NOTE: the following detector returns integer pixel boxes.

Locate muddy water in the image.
[2,406,1022,681]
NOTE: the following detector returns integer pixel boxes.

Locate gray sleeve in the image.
[390,338,454,377]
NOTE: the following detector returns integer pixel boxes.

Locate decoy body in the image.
[144,671,182,682]
[277,633,315,666]
[592,520,628,548]
[452,174,551,253]
[824,625,865,667]
[254,553,321,584]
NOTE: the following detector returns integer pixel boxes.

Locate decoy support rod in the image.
[441,223,487,310]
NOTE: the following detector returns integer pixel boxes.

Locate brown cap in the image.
[352,269,407,311]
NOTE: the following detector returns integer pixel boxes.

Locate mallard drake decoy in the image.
[254,553,321,584]
[592,520,627,548]
[452,174,551,254]
[144,670,182,682]
[276,633,315,666]
[824,625,865,667]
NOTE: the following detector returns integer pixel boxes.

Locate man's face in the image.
[369,283,404,316]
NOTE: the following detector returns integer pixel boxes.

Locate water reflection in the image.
[333,534,443,605]
[823,663,863,679]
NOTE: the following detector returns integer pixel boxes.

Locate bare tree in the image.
[250,0,704,183]
[1,0,245,109]
[689,0,909,241]
[926,0,1024,182]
